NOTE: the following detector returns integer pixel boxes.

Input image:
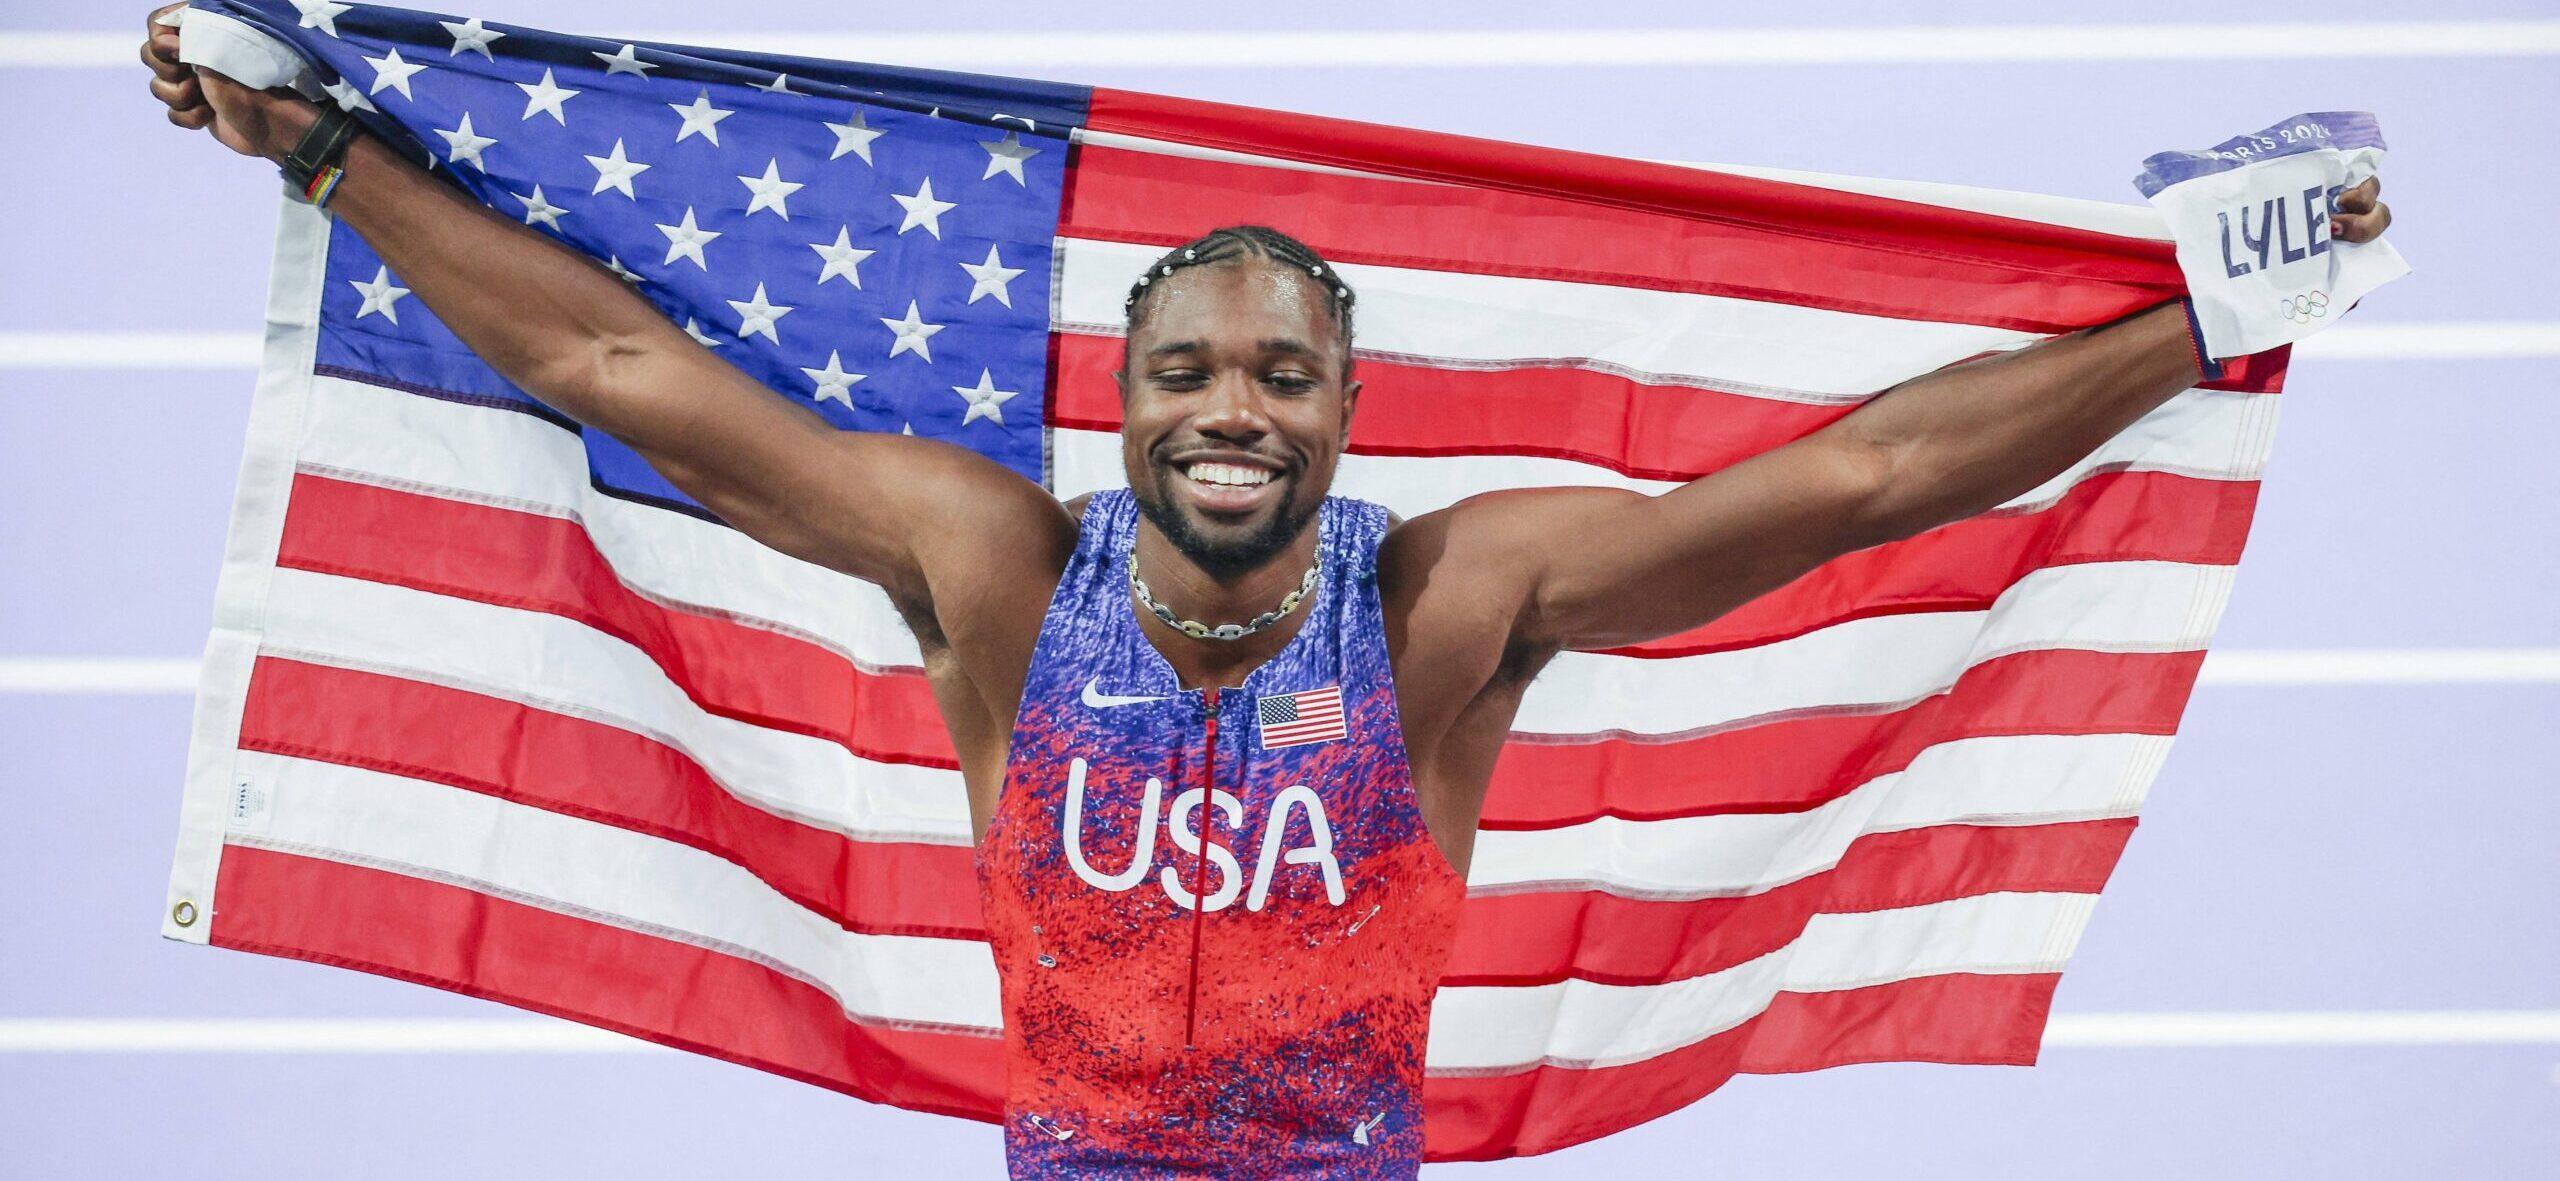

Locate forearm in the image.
[276,103,713,449]
[1840,301,2204,542]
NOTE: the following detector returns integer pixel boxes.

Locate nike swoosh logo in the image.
[1080,677,1166,709]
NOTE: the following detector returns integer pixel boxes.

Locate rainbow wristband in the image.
[302,163,345,208]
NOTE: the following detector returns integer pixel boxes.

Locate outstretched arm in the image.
[142,9,1070,613]
[1432,181,2388,657]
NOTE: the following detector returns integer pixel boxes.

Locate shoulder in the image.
[1377,487,1641,587]
[1376,488,1639,662]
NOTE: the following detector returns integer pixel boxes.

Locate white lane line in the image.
[0,332,262,370]
[2199,648,2560,686]
[2045,1010,2560,1048]
[6,1011,2556,1052]
[8,650,2560,695]
[2292,322,2560,362]
[5,324,2556,372]
[10,21,2560,70]
[0,658,201,694]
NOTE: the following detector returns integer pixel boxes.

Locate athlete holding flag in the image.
[142,8,2393,1176]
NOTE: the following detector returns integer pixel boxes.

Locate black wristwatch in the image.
[278,103,362,207]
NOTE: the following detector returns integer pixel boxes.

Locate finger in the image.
[149,74,203,110]
[141,33,190,80]
[2333,203,2392,244]
[147,2,191,33]
[2335,177,2381,215]
[166,105,214,131]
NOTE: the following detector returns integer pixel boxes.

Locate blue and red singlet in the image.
[977,490,1467,1179]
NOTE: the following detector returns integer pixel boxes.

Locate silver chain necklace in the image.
[1130,555,1320,641]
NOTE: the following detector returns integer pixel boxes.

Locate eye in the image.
[1265,373,1318,395]
[1150,369,1208,390]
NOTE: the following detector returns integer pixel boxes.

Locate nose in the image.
[1189,370,1270,445]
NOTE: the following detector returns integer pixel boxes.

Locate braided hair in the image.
[1123,225,1357,369]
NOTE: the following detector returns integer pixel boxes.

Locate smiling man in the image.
[140,10,2396,1177]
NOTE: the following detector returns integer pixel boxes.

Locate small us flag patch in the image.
[1258,685,1347,750]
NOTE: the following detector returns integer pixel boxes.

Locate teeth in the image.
[1185,462,1273,488]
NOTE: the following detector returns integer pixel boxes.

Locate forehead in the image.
[1133,259,1341,358]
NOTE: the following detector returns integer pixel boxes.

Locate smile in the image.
[1171,457,1286,513]
[1181,461,1275,488]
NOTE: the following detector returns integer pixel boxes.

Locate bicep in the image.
[1510,429,1895,652]
[619,346,1072,598]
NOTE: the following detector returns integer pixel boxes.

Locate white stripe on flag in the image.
[1056,237,2039,401]
[1425,890,2094,1072]
[296,375,926,671]
[1466,732,2166,898]
[1516,560,2235,738]
[230,750,1002,1032]
[256,567,971,843]
[1052,386,2274,516]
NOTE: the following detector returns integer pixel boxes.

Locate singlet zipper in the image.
[1183,687,1219,1048]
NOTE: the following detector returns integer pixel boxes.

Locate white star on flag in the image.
[892,178,956,238]
[825,109,883,164]
[737,159,804,219]
[604,256,645,284]
[347,266,409,323]
[809,228,875,288]
[292,0,350,37]
[952,369,1019,426]
[682,317,724,348]
[726,284,795,344]
[433,112,496,171]
[593,43,657,77]
[881,300,944,362]
[656,208,721,269]
[754,74,799,96]
[363,48,426,99]
[960,245,1025,307]
[800,351,866,407]
[585,138,650,198]
[439,17,504,59]
[512,186,568,230]
[320,79,374,113]
[978,131,1039,185]
[517,68,580,125]
[670,91,735,146]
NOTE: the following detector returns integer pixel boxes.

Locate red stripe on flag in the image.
[1055,332,2278,481]
[208,843,1006,1121]
[1617,471,2255,659]
[1051,331,1850,482]
[237,655,986,941]
[1073,107,2182,330]
[1063,135,2289,390]
[1485,648,2206,829]
[275,471,958,769]
[1447,820,2133,987]
[1422,971,2058,1160]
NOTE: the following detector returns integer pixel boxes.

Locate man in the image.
[143,11,2390,1177]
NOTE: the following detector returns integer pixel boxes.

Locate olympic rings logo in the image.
[2281,290,2331,324]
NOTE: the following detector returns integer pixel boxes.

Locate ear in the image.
[1112,368,1130,405]
[1338,376,1363,445]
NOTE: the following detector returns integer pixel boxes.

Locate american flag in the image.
[1258,685,1347,751]
[165,0,2287,1161]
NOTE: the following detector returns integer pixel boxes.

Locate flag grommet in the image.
[171,900,199,928]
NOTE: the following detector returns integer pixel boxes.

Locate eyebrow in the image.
[1141,339,1327,363]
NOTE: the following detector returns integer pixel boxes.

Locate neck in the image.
[1129,515,1321,684]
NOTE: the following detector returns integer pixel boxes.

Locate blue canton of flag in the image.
[200,0,1089,508]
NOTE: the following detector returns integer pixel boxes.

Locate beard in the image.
[1131,470,1322,580]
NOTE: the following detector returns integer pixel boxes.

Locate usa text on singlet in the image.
[977,490,1465,1179]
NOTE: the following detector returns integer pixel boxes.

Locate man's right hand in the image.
[144,3,315,161]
